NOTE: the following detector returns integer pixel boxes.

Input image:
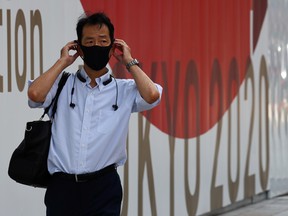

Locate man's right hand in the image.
[28,41,79,103]
[60,41,80,68]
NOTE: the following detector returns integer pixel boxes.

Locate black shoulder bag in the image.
[8,72,70,188]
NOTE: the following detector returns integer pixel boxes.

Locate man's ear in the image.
[109,38,115,58]
[109,44,115,58]
[78,47,84,58]
[74,40,83,57]
[77,44,84,58]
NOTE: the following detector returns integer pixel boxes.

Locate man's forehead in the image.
[83,24,109,36]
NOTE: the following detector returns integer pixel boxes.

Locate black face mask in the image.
[80,44,112,71]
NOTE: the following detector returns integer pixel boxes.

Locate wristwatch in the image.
[126,59,140,71]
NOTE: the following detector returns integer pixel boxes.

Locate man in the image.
[28,12,162,216]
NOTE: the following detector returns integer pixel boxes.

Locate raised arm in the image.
[28,41,79,103]
[112,39,160,104]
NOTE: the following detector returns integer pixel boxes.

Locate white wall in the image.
[0,0,287,215]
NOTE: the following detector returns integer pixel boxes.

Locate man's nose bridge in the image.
[94,39,102,46]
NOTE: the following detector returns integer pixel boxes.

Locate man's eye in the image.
[85,41,93,45]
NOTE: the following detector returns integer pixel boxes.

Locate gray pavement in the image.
[219,196,288,216]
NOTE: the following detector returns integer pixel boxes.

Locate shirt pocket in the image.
[97,110,119,134]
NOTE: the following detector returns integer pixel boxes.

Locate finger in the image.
[67,44,78,52]
[114,39,127,46]
[113,54,122,63]
[72,52,80,60]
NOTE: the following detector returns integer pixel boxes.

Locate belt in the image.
[53,164,116,182]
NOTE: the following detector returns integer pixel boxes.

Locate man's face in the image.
[81,24,111,47]
[78,23,113,71]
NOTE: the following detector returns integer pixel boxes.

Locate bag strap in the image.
[40,72,70,120]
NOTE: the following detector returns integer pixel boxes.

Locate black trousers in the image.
[45,169,122,216]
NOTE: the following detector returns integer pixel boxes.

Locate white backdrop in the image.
[0,0,288,216]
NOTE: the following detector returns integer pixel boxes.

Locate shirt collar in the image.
[79,68,90,86]
[79,67,112,91]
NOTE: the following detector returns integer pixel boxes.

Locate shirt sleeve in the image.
[27,73,63,109]
[132,83,163,113]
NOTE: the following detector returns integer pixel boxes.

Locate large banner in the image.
[0,0,287,215]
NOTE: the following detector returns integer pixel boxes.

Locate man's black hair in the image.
[76,12,114,44]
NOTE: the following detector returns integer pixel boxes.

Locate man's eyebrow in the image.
[83,35,109,41]
[98,35,109,38]
[83,36,94,40]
